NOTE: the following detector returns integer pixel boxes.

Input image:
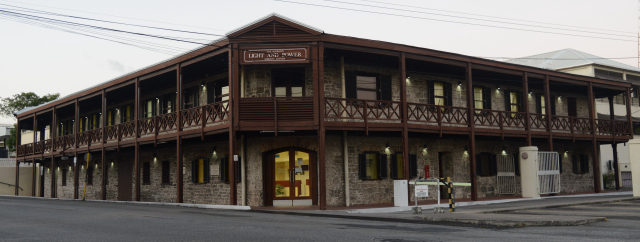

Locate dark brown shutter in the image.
[490,154,498,176]
[143,162,150,184]
[572,155,578,174]
[358,154,366,179]
[345,71,357,99]
[204,159,210,183]
[517,91,523,111]
[207,82,216,104]
[483,87,492,110]
[409,154,418,178]
[514,154,520,176]
[162,161,170,184]
[236,156,242,182]
[581,155,589,174]
[568,97,577,117]
[379,75,392,101]
[378,153,388,179]
[475,154,483,176]
[220,157,228,182]
[504,90,511,112]
[550,96,557,115]
[558,154,563,174]
[192,160,198,183]
[536,94,542,114]
[445,83,453,106]
[390,154,398,179]
[428,81,435,105]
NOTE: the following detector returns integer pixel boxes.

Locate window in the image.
[162,161,170,185]
[345,71,392,101]
[567,97,577,117]
[183,87,199,109]
[505,91,521,112]
[358,152,387,180]
[142,162,151,185]
[475,153,497,177]
[572,154,589,174]
[143,99,156,118]
[219,156,241,183]
[473,86,492,114]
[106,110,115,126]
[206,79,230,103]
[428,81,452,106]
[390,153,418,179]
[58,120,74,136]
[191,158,210,184]
[120,105,132,123]
[87,164,93,185]
[595,69,624,81]
[272,68,305,97]
[90,114,100,130]
[160,93,176,114]
[61,166,67,186]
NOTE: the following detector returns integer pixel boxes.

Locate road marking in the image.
[523,210,633,216]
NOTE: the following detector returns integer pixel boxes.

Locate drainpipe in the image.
[343,131,349,206]
[240,66,245,98]
[240,134,246,206]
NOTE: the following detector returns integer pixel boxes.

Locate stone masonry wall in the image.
[243,64,313,98]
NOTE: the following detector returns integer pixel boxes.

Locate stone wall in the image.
[242,64,313,98]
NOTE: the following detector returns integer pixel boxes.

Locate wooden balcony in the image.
[16,100,230,157]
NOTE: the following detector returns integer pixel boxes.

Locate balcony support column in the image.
[399,52,410,202]
[588,82,601,193]
[135,78,141,202]
[229,45,239,205]
[465,63,478,201]
[32,159,36,196]
[51,156,56,198]
[175,65,183,203]
[15,160,19,196]
[33,114,37,155]
[101,89,107,200]
[74,99,79,199]
[626,87,634,136]
[315,43,326,209]
[543,76,553,151]
[522,72,531,146]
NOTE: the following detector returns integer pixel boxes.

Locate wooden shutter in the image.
[581,154,589,174]
[409,154,418,178]
[192,159,198,183]
[378,153,388,179]
[572,154,578,174]
[236,156,242,182]
[550,96,556,115]
[207,82,216,104]
[162,161,170,184]
[345,71,357,99]
[204,159,210,183]
[483,87,492,110]
[143,162,150,184]
[428,81,435,105]
[379,75,392,101]
[504,90,511,112]
[490,154,498,176]
[513,154,520,176]
[220,157,228,182]
[390,154,398,179]
[517,91,523,111]
[567,97,577,117]
[358,154,366,179]
[445,83,453,106]
[559,154,563,174]
[475,154,482,176]
[536,94,542,114]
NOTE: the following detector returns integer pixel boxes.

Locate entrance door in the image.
[266,148,316,206]
[438,152,453,199]
[118,160,132,201]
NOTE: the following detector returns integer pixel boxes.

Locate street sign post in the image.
[82,153,92,201]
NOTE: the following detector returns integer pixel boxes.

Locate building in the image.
[13,14,635,209]
[1,124,14,158]
[508,49,640,189]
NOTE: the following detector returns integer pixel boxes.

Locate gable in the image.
[227,14,322,38]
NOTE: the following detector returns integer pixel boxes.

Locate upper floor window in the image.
[536,95,556,116]
[505,91,521,113]
[106,109,115,126]
[473,86,491,112]
[272,68,305,97]
[567,97,577,117]
[207,79,229,103]
[120,105,132,123]
[143,99,156,118]
[183,87,200,109]
[595,69,624,81]
[345,71,392,101]
[428,81,452,106]
[160,93,176,114]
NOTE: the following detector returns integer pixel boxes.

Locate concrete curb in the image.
[0,194,251,211]
[478,196,640,214]
[421,216,607,227]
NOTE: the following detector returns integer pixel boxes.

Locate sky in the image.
[0,0,638,125]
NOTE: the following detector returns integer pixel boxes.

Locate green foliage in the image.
[275,184,285,196]
[0,92,60,118]
[5,124,16,152]
[603,172,616,189]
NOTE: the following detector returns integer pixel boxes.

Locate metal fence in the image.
[538,152,561,194]
[622,171,633,188]
[496,155,516,195]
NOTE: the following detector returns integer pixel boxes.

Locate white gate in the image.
[538,152,561,194]
[622,171,632,187]
[496,155,516,195]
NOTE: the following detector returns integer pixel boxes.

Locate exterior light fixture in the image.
[385,143,390,149]
[497,86,501,90]
[406,74,411,79]
[458,81,462,86]
[529,91,533,94]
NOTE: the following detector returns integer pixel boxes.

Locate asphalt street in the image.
[1,196,639,241]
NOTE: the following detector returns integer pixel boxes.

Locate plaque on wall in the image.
[241,47,309,64]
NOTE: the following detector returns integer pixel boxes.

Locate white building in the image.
[508,49,639,189]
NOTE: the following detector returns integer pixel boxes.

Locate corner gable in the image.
[226,14,323,38]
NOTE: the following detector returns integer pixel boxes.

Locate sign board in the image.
[415,185,429,198]
[233,155,238,162]
[242,47,309,64]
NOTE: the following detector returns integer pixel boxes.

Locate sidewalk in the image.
[261,192,636,227]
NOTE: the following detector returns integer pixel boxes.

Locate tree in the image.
[0,92,59,153]
[0,92,60,118]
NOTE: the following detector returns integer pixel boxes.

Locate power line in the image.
[275,0,636,42]
[321,0,636,38]
[360,0,636,34]
[0,0,228,32]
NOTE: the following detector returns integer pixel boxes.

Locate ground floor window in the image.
[358,152,387,180]
[219,157,241,183]
[192,158,210,184]
[390,153,418,179]
[142,162,151,185]
[572,154,589,174]
[161,161,170,185]
[475,153,497,177]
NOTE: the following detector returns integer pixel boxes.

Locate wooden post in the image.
[522,72,531,146]
[587,82,601,193]
[176,64,183,203]
[33,114,37,155]
[626,87,634,137]
[399,52,410,202]
[102,90,107,200]
[15,160,19,196]
[229,45,239,205]
[317,43,327,209]
[74,99,79,199]
[135,78,141,201]
[32,159,36,196]
[543,76,553,151]
[465,63,477,201]
[51,156,56,198]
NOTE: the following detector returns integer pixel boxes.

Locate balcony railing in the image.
[16,100,230,156]
[325,98,402,123]
[407,103,468,126]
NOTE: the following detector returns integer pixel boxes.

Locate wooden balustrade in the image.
[529,114,547,130]
[407,102,468,125]
[324,98,401,122]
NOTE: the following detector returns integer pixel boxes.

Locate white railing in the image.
[538,152,561,194]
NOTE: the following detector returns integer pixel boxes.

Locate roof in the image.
[225,13,323,36]
[506,48,640,73]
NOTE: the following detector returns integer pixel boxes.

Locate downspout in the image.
[240,66,245,98]
[241,134,246,206]
[340,56,350,206]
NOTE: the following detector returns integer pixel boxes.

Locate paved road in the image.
[0,196,639,241]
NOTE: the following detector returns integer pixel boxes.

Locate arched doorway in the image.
[263,147,317,206]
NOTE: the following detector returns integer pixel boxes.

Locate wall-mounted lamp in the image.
[502,146,507,155]
[458,81,462,86]
[201,82,205,87]
[385,143,390,149]
[497,86,501,90]
[422,144,427,151]
[406,74,411,79]
[529,91,533,94]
